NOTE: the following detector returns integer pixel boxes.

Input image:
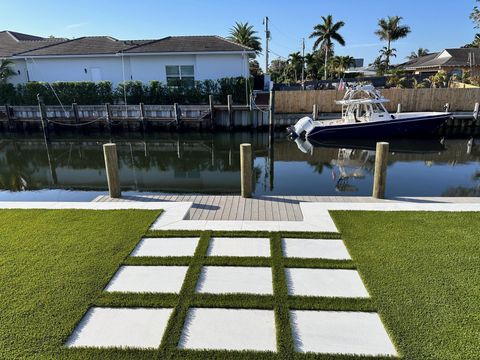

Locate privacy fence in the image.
[275,88,480,113]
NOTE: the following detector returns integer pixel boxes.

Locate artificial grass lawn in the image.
[0,209,160,360]
[3,210,477,360]
[331,211,480,360]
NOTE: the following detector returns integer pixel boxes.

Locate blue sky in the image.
[3,0,478,69]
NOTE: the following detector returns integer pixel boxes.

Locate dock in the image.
[94,194,480,222]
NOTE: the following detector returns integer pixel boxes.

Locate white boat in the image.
[287,85,451,140]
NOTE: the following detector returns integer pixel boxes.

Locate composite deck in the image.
[94,194,480,221]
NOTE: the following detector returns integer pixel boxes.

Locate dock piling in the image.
[312,104,317,120]
[372,142,389,199]
[209,95,215,129]
[474,102,479,123]
[269,90,275,130]
[173,103,180,129]
[37,94,49,140]
[105,103,112,130]
[5,105,14,130]
[227,95,233,129]
[139,102,146,126]
[72,103,79,124]
[397,103,402,113]
[240,143,253,198]
[103,143,121,198]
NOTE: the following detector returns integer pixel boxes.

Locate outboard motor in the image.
[287,116,315,139]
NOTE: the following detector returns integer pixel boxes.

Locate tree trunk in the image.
[324,46,328,80]
[386,39,391,69]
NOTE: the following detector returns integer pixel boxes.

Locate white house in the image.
[1,31,254,85]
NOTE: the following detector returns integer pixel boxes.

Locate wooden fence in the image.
[275,88,480,113]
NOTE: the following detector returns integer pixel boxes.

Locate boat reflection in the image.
[293,136,450,193]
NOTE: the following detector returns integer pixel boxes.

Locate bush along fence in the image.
[0,77,251,106]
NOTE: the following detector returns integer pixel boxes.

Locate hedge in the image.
[0,77,251,106]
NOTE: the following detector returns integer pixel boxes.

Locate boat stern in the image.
[287,116,315,139]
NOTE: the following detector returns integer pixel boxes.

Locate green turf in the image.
[330,211,480,360]
[8,210,476,359]
[0,209,160,360]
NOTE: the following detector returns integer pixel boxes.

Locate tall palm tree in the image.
[228,22,262,56]
[309,15,346,80]
[375,16,411,68]
[407,48,430,60]
[0,59,16,84]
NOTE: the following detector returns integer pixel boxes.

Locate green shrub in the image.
[0,77,253,105]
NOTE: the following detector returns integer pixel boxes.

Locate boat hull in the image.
[307,114,450,140]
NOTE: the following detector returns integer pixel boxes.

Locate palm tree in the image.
[0,59,16,84]
[288,52,303,82]
[228,22,262,56]
[380,46,397,62]
[309,15,346,79]
[375,16,411,68]
[331,56,354,77]
[407,48,430,60]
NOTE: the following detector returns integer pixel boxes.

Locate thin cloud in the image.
[346,42,382,48]
[66,22,89,30]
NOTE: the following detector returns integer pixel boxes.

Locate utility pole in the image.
[301,38,305,90]
[264,16,270,74]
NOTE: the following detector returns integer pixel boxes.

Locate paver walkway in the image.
[66,234,397,357]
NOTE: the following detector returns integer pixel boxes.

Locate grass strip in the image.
[270,233,295,358]
[157,231,211,358]
[123,256,192,266]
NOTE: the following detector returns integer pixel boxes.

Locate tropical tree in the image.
[374,16,411,68]
[249,59,263,76]
[0,59,16,84]
[287,52,304,82]
[370,55,388,76]
[471,0,480,28]
[309,15,346,79]
[331,55,354,77]
[407,48,430,60]
[228,22,262,56]
[428,70,448,88]
[304,52,324,80]
[269,58,289,83]
[463,33,480,48]
[380,46,397,63]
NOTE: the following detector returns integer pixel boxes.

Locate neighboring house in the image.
[398,48,480,77]
[1,31,254,85]
[0,30,66,84]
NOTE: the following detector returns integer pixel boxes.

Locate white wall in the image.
[24,56,125,84]
[7,59,29,85]
[12,53,250,85]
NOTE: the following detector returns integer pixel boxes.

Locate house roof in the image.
[123,36,253,53]
[5,32,254,57]
[0,31,66,57]
[399,48,480,70]
[17,36,150,56]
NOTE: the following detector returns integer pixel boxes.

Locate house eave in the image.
[11,50,255,59]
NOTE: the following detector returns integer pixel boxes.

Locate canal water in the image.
[0,131,479,200]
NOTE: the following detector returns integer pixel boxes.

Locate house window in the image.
[166,65,195,87]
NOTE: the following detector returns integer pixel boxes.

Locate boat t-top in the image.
[287,85,451,140]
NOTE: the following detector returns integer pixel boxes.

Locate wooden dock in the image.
[94,194,480,221]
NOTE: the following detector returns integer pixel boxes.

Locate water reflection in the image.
[0,131,479,197]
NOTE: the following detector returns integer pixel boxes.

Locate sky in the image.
[2,0,478,70]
